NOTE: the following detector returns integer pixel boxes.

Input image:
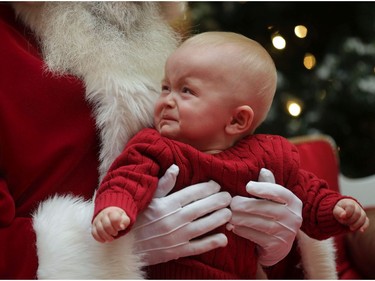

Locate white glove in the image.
[132,164,232,265]
[227,168,303,267]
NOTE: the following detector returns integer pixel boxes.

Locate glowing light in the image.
[287,101,302,117]
[294,25,308,38]
[272,35,286,50]
[303,53,316,70]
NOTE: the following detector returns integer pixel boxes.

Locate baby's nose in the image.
[165,93,176,107]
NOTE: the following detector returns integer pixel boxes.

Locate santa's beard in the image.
[12,2,180,178]
[13,2,179,80]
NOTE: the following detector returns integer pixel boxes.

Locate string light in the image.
[272,34,286,50]
[303,53,316,70]
[286,100,302,117]
[294,25,308,38]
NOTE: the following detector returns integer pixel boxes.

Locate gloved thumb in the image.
[153,164,179,198]
[258,168,276,184]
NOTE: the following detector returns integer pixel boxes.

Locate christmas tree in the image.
[189,2,375,178]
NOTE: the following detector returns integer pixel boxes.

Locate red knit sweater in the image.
[94,128,348,279]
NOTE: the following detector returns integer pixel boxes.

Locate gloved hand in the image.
[132,164,232,265]
[227,168,303,267]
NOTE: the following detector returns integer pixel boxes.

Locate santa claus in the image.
[0,2,335,279]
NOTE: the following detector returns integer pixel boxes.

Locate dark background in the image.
[188,2,375,178]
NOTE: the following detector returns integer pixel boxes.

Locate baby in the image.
[92,31,369,279]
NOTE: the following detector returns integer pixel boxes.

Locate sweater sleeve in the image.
[275,136,350,239]
[295,169,351,239]
[93,129,170,232]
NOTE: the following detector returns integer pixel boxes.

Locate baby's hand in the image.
[333,198,369,232]
[92,206,130,243]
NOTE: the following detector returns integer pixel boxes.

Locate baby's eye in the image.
[182,87,194,95]
[161,84,170,92]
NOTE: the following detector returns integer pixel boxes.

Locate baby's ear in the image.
[225,105,254,135]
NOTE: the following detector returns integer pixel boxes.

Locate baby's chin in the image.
[158,127,180,141]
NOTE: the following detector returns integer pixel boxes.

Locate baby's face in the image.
[153,45,237,152]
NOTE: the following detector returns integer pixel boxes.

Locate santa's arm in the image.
[0,178,38,278]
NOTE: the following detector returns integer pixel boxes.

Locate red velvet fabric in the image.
[0,5,100,278]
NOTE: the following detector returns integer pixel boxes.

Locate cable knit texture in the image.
[94,128,349,279]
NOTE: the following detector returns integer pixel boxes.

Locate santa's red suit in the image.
[0,3,178,278]
[0,5,100,278]
[0,3,338,279]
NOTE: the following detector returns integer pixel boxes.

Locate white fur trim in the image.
[86,78,159,181]
[33,195,145,279]
[297,230,338,279]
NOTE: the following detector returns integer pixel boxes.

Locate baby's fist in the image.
[333,198,369,232]
[92,207,130,243]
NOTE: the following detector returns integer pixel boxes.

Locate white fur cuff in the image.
[32,195,145,279]
[297,230,338,279]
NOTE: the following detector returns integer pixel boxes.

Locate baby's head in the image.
[154,31,277,153]
[181,32,277,133]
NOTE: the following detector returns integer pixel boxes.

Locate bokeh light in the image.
[294,25,308,38]
[303,53,316,70]
[272,34,286,50]
[287,101,302,117]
